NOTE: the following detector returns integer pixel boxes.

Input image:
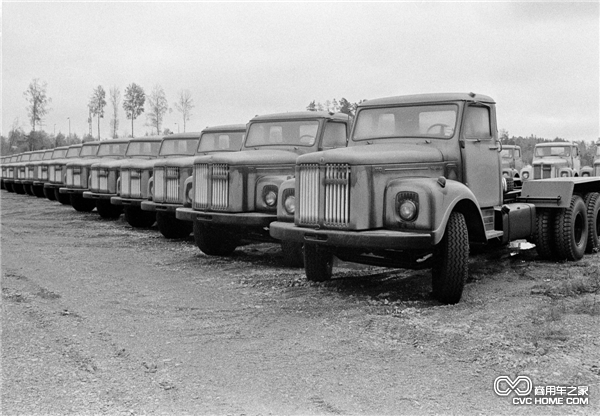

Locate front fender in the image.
[147,176,154,200]
[183,176,193,207]
[255,175,290,213]
[384,178,486,245]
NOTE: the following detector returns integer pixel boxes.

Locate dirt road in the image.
[2,190,599,415]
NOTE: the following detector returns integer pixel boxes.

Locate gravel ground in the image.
[1,189,599,415]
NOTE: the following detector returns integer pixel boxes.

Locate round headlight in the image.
[284,195,295,214]
[399,200,417,221]
[561,172,569,177]
[522,172,529,179]
[582,172,589,177]
[265,190,277,207]
[503,172,509,178]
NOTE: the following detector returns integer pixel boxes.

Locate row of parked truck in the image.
[3,93,600,305]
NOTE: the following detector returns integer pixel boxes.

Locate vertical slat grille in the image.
[49,166,55,181]
[533,165,541,179]
[91,169,99,191]
[99,169,108,192]
[66,167,74,186]
[324,164,350,227]
[542,166,552,179]
[166,167,180,203]
[211,164,229,210]
[153,168,165,202]
[28,167,34,179]
[298,164,319,225]
[121,170,130,197]
[193,163,209,209]
[130,170,142,198]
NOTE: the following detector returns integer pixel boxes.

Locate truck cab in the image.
[20,150,48,196]
[581,141,600,177]
[45,144,84,205]
[270,93,600,304]
[141,124,246,239]
[530,142,581,179]
[175,111,350,265]
[83,136,163,219]
[3,154,23,193]
[500,145,524,187]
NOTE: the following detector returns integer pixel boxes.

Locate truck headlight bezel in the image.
[262,185,278,208]
[395,192,419,222]
[282,188,295,215]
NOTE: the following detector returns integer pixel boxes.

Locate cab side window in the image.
[464,106,491,139]
[321,122,347,149]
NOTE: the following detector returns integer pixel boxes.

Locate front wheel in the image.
[44,187,57,200]
[304,243,333,282]
[32,185,46,198]
[55,188,71,205]
[280,241,304,267]
[157,212,193,239]
[13,183,25,194]
[193,221,238,255]
[96,199,123,219]
[432,211,468,305]
[24,184,35,196]
[124,206,156,228]
[554,195,588,261]
[70,194,96,212]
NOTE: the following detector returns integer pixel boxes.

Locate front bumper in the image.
[269,221,434,250]
[44,183,62,190]
[111,196,143,207]
[83,191,116,201]
[59,187,86,195]
[176,207,276,227]
[141,201,180,213]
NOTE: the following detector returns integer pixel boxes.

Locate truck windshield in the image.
[159,138,199,156]
[81,144,100,156]
[30,153,43,161]
[126,141,161,157]
[96,143,126,156]
[353,104,458,141]
[53,149,68,159]
[198,132,245,152]
[500,149,514,158]
[535,146,570,157]
[66,147,81,157]
[43,152,53,160]
[245,120,319,148]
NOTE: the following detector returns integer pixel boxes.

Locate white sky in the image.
[2,1,599,141]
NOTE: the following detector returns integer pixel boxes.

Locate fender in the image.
[183,176,193,207]
[147,176,154,200]
[255,174,289,212]
[558,167,573,177]
[116,176,121,196]
[581,166,593,177]
[277,178,296,221]
[384,177,486,245]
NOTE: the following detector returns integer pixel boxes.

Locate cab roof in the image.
[164,132,201,139]
[536,142,574,147]
[250,111,350,122]
[128,135,164,143]
[359,93,496,108]
[202,124,247,133]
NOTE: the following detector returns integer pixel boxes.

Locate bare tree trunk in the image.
[131,118,134,137]
[98,116,101,140]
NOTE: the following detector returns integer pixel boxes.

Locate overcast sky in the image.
[3,1,599,142]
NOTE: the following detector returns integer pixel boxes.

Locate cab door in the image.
[460,104,502,208]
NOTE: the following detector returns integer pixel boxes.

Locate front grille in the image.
[193,163,210,209]
[533,165,541,179]
[99,169,108,192]
[166,167,180,203]
[121,170,130,196]
[18,167,26,179]
[54,167,62,183]
[66,167,82,187]
[37,166,43,180]
[130,170,142,198]
[28,167,34,179]
[298,164,350,228]
[298,164,319,225]
[153,168,165,202]
[90,169,99,191]
[542,166,552,179]
[211,164,229,210]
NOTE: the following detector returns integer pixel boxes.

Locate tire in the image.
[304,243,333,282]
[553,195,588,261]
[70,194,96,212]
[193,220,238,256]
[96,199,123,219]
[44,187,57,201]
[584,192,600,254]
[157,212,192,239]
[124,206,156,228]
[533,209,555,260]
[24,184,35,196]
[432,211,468,305]
[13,183,25,194]
[32,185,46,198]
[55,188,71,205]
[280,241,304,267]
[5,182,14,192]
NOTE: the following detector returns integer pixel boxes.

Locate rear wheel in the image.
[553,195,588,261]
[32,185,46,198]
[70,194,96,212]
[55,188,71,205]
[533,209,555,260]
[193,221,239,255]
[584,192,600,254]
[280,241,304,267]
[157,212,193,239]
[96,199,123,219]
[44,187,57,201]
[432,211,468,305]
[124,206,156,228]
[304,243,333,282]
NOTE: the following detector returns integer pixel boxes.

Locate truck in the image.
[500,144,524,188]
[83,136,164,219]
[60,139,127,212]
[28,149,55,198]
[269,93,600,304]
[141,124,246,239]
[521,141,581,180]
[2,153,23,193]
[44,144,84,205]
[175,111,350,265]
[111,133,201,228]
[581,140,600,177]
[9,152,32,194]
[20,150,52,197]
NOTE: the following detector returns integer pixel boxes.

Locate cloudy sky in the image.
[3,1,599,142]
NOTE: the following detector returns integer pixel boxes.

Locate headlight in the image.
[396,192,419,222]
[561,172,569,177]
[582,172,589,177]
[185,184,193,205]
[284,194,295,214]
[503,172,509,178]
[264,190,277,207]
[523,172,529,179]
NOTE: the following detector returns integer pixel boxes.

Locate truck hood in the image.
[120,158,162,170]
[193,149,299,166]
[532,157,569,166]
[296,143,445,165]
[154,156,197,168]
[92,158,133,169]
